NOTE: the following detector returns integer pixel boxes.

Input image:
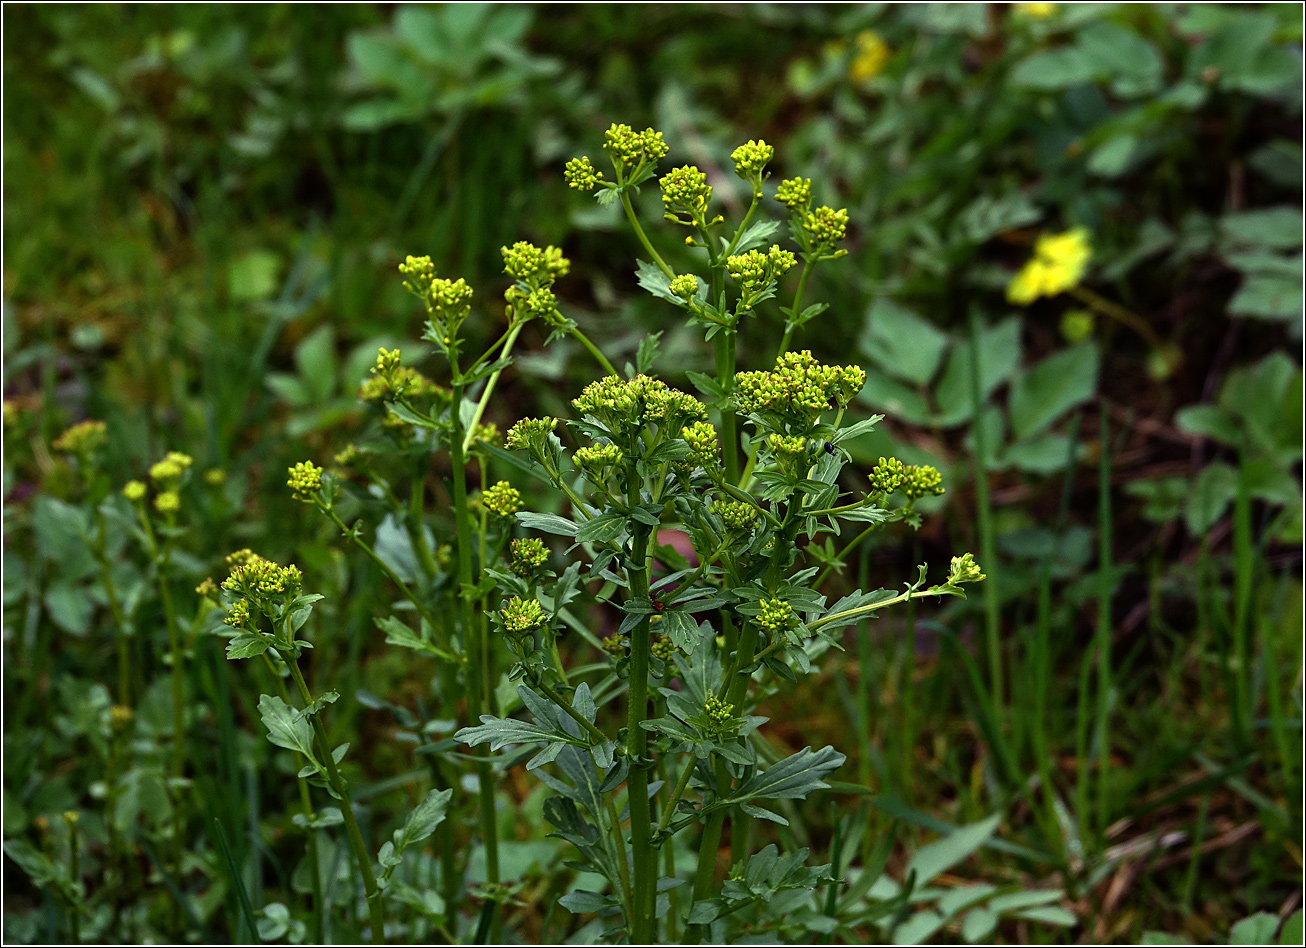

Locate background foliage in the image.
[3,3,1302,944]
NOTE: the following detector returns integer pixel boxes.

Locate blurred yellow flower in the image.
[1007,228,1092,305]
[849,30,890,83]
[1015,3,1057,17]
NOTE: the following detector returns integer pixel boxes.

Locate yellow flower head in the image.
[849,30,890,83]
[1015,3,1057,18]
[1006,228,1092,305]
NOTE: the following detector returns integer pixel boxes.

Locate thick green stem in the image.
[449,378,501,941]
[714,330,740,485]
[286,658,387,944]
[625,522,656,942]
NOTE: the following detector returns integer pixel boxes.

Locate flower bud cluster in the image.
[947,552,985,586]
[500,596,546,635]
[726,245,797,292]
[902,464,945,500]
[564,156,604,191]
[757,597,797,634]
[775,177,812,210]
[602,123,669,176]
[287,461,324,503]
[601,633,626,656]
[482,481,521,518]
[802,205,850,250]
[149,451,193,487]
[702,693,738,736]
[505,416,558,454]
[122,480,147,501]
[360,348,442,402]
[716,501,758,531]
[869,456,906,494]
[571,375,705,434]
[53,420,107,458]
[768,434,808,467]
[222,550,304,625]
[734,351,866,429]
[669,274,700,300]
[660,165,713,219]
[651,635,677,663]
[502,241,570,287]
[574,442,624,478]
[730,139,774,185]
[681,420,719,466]
[510,538,549,578]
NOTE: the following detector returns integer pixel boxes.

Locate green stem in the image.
[722,192,762,257]
[625,521,655,943]
[714,330,740,485]
[657,757,698,834]
[775,258,815,360]
[286,657,387,945]
[462,323,524,453]
[621,192,673,278]
[535,679,609,745]
[94,509,132,705]
[449,376,501,942]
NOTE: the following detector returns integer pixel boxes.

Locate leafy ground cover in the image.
[2,4,1301,944]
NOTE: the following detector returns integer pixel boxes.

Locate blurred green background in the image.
[3,3,1302,944]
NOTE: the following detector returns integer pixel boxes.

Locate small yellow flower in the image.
[1006,228,1092,304]
[1015,3,1057,18]
[849,30,890,83]
[154,491,181,514]
[122,480,147,502]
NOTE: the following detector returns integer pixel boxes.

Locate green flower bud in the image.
[768,434,808,465]
[223,552,303,600]
[902,464,945,500]
[757,598,796,633]
[122,480,147,502]
[651,635,677,663]
[660,165,713,217]
[500,596,547,635]
[947,552,985,586]
[681,420,719,466]
[601,633,626,656]
[869,456,906,494]
[702,693,738,736]
[735,351,866,429]
[510,538,549,577]
[574,442,624,477]
[565,156,604,191]
[482,481,521,518]
[802,205,849,249]
[726,245,797,291]
[716,501,758,531]
[670,274,700,300]
[204,468,226,487]
[224,598,252,629]
[53,419,107,457]
[154,491,180,514]
[775,176,812,210]
[501,241,570,286]
[505,416,559,453]
[334,444,363,468]
[287,461,323,503]
[149,451,193,486]
[602,123,669,174]
[730,139,774,184]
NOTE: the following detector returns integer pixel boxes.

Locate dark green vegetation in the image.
[3,4,1301,944]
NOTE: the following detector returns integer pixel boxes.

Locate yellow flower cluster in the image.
[849,30,890,83]
[602,123,669,175]
[730,139,774,183]
[716,501,758,531]
[287,461,323,503]
[660,165,713,218]
[510,538,549,577]
[947,552,986,585]
[571,375,705,432]
[53,420,107,457]
[681,420,719,466]
[564,156,604,191]
[775,177,812,211]
[505,416,558,452]
[734,351,866,427]
[500,596,547,635]
[869,456,906,494]
[149,451,193,486]
[726,245,797,291]
[482,481,521,518]
[223,549,304,599]
[1006,228,1091,305]
[757,598,797,633]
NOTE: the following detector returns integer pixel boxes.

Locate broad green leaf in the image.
[1008,344,1099,441]
[905,813,1001,886]
[856,370,933,426]
[1016,906,1076,926]
[1185,462,1238,534]
[1221,207,1304,251]
[389,788,452,857]
[258,694,318,762]
[1278,910,1303,946]
[934,317,1022,426]
[963,907,999,943]
[859,298,949,386]
[659,610,699,652]
[893,909,945,946]
[1175,405,1240,446]
[1230,912,1281,946]
[225,633,271,660]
